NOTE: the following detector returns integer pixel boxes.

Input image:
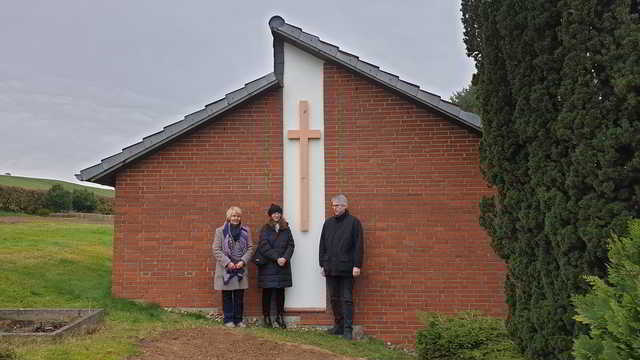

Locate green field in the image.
[0,220,211,360]
[0,219,414,360]
[0,175,114,198]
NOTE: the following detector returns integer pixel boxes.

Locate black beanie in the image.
[267,204,283,216]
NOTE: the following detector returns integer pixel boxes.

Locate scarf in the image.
[222,222,249,285]
[222,222,249,261]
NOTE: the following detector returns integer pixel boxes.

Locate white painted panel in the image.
[282,43,326,310]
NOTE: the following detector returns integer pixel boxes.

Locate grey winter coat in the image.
[212,223,255,290]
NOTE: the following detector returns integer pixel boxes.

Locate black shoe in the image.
[263,315,272,328]
[327,325,343,335]
[342,331,353,340]
[275,314,287,329]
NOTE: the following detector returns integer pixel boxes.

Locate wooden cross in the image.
[287,100,321,232]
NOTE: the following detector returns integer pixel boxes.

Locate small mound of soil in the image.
[0,319,68,333]
[128,327,362,360]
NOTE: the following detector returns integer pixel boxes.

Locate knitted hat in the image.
[267,204,283,216]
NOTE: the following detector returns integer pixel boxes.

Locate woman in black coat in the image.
[256,204,295,328]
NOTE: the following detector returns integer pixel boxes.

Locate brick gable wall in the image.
[112,87,283,313]
[111,62,506,346]
[323,63,506,343]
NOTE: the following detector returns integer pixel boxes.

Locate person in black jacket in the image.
[319,194,364,340]
[256,204,295,328]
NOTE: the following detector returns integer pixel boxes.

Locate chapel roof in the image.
[268,16,481,132]
[76,16,481,187]
[76,73,279,186]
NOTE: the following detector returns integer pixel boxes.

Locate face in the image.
[229,212,241,225]
[270,212,281,222]
[332,202,346,216]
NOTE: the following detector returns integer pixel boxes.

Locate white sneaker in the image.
[236,322,246,328]
[224,322,236,328]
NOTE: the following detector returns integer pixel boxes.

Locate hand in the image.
[236,261,245,269]
[277,258,287,266]
[227,262,236,270]
[320,267,325,277]
[352,267,361,277]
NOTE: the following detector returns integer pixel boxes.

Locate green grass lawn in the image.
[0,175,114,198]
[0,220,415,360]
[0,221,211,360]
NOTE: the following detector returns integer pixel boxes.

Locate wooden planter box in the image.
[0,309,104,339]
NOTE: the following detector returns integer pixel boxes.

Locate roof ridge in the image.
[268,15,481,131]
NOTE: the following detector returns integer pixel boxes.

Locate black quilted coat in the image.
[256,219,295,288]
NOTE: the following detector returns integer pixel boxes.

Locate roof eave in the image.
[76,73,280,187]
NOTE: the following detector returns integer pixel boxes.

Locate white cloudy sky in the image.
[0,1,474,188]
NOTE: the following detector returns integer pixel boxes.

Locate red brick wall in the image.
[112,87,283,315]
[111,62,506,346]
[323,63,506,344]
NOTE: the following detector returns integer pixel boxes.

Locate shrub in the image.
[572,220,640,360]
[44,184,72,212]
[96,196,114,214]
[0,185,46,213]
[416,311,524,360]
[72,188,98,213]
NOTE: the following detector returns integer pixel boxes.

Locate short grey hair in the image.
[331,194,348,207]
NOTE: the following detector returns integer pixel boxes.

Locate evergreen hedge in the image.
[0,185,45,213]
[0,185,113,215]
[461,1,640,358]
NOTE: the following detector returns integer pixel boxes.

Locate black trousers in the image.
[262,288,285,316]
[326,275,354,332]
[222,289,244,324]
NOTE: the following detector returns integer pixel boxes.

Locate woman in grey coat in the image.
[213,206,255,327]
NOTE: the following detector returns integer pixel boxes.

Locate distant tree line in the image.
[0,184,113,215]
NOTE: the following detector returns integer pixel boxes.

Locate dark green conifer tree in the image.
[449,83,481,114]
[462,0,640,358]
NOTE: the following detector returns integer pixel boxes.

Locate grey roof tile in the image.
[318,41,339,56]
[269,16,481,132]
[76,72,279,185]
[288,27,303,39]
[205,98,228,111]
